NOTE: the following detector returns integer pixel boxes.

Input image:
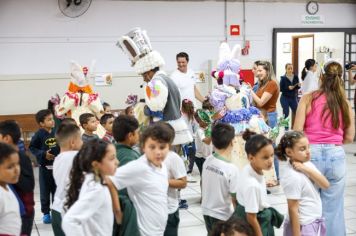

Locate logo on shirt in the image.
[45,138,57,148]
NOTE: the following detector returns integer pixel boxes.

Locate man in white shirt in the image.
[170,52,205,106]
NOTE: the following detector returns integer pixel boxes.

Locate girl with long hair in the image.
[181,99,197,174]
[294,61,355,236]
[62,139,119,236]
[276,131,329,236]
[301,59,318,94]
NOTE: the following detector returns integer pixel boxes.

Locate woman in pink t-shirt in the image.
[294,61,355,236]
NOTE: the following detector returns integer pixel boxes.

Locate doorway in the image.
[273,28,356,106]
[292,34,314,76]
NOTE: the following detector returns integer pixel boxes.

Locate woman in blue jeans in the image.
[294,61,355,236]
[251,61,280,183]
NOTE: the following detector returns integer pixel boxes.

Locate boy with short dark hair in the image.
[100,113,116,144]
[0,120,35,235]
[79,113,98,143]
[52,123,83,236]
[201,123,239,234]
[110,122,174,236]
[29,109,59,224]
[111,115,140,236]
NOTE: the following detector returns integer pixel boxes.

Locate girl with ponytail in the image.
[233,129,284,236]
[62,139,120,236]
[294,61,355,235]
[300,59,318,94]
[276,131,329,236]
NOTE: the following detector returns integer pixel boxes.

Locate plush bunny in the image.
[55,61,106,137]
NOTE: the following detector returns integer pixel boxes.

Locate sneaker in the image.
[43,214,52,224]
[179,200,189,209]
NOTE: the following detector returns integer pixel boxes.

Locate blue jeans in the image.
[310,144,346,236]
[267,111,279,180]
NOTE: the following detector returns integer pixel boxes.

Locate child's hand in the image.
[45,151,55,161]
[292,161,309,173]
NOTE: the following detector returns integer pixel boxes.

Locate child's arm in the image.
[246,213,263,236]
[287,199,301,236]
[292,162,330,189]
[168,177,187,189]
[105,176,123,224]
[202,137,211,145]
[29,133,50,165]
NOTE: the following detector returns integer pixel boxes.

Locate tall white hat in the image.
[117,27,165,75]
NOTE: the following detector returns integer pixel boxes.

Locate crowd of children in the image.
[0,60,354,236]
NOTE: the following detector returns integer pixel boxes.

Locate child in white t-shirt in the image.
[52,123,83,236]
[164,151,187,236]
[194,109,213,176]
[234,130,284,236]
[276,131,329,236]
[62,139,119,236]
[109,122,174,236]
[0,143,21,236]
[201,123,239,234]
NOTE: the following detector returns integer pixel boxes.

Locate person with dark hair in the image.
[279,63,300,128]
[181,99,196,175]
[171,52,204,105]
[301,59,318,94]
[0,142,21,236]
[233,129,283,236]
[294,61,355,236]
[112,115,141,236]
[201,123,239,235]
[62,139,119,235]
[102,102,112,114]
[100,113,116,144]
[51,123,83,236]
[276,131,329,236]
[79,113,99,143]
[60,117,77,126]
[29,109,59,224]
[109,122,174,236]
[0,120,35,235]
[125,106,135,117]
[211,217,254,236]
[117,28,192,146]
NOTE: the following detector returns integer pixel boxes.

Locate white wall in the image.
[0,0,355,114]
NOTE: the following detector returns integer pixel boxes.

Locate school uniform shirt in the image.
[280,161,322,225]
[164,151,187,214]
[236,164,270,213]
[201,154,239,221]
[170,68,197,106]
[110,155,169,236]
[195,127,213,158]
[0,185,21,236]
[62,173,113,236]
[52,151,78,214]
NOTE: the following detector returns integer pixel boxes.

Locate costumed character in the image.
[117,27,193,145]
[55,61,106,137]
[209,42,277,182]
